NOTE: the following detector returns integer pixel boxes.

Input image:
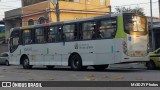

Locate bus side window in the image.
[63,24,75,41]
[82,21,96,40]
[48,26,58,43]
[22,29,32,44]
[99,19,117,38]
[35,28,45,43]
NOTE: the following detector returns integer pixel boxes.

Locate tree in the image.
[115,7,145,16]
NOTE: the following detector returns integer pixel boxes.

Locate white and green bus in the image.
[9,13,149,70]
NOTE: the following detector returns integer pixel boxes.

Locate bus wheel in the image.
[146,61,156,70]
[93,65,108,71]
[46,66,55,69]
[23,57,32,69]
[70,54,82,71]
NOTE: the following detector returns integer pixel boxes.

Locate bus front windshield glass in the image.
[124,14,147,35]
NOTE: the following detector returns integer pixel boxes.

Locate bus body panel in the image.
[126,34,148,57]
[9,39,148,66]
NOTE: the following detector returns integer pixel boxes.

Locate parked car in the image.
[0,52,9,66]
[146,48,160,70]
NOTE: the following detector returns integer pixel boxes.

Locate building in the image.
[147,16,160,50]
[22,0,111,26]
[147,16,160,23]
[3,0,110,43]
[3,8,22,42]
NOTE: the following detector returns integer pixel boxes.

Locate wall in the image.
[4,8,22,43]
[5,8,22,19]
[22,0,110,26]
[22,1,49,26]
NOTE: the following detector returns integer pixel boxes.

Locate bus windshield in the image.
[123,13,147,35]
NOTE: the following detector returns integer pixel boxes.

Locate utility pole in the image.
[55,0,60,22]
[21,0,24,26]
[150,0,155,51]
[159,0,160,18]
[51,0,60,22]
[85,0,87,17]
[109,5,111,13]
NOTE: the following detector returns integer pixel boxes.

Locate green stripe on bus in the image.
[115,16,126,38]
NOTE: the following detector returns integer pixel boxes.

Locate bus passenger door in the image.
[45,26,63,65]
[9,29,21,65]
[31,44,45,65]
[53,43,62,65]
[45,43,62,65]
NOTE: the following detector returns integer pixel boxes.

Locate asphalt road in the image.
[0,64,160,90]
[0,64,159,81]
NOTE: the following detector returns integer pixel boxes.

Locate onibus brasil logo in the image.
[2,82,42,87]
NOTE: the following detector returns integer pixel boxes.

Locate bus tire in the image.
[46,66,55,69]
[93,65,108,71]
[70,54,82,71]
[23,57,32,69]
[146,61,156,70]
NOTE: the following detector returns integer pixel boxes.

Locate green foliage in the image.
[0,30,5,39]
[115,7,145,16]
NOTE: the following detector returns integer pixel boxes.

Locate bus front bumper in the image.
[120,56,149,63]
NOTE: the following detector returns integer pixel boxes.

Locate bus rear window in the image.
[123,13,147,35]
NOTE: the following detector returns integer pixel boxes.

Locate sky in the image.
[111,0,159,17]
[0,0,159,20]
